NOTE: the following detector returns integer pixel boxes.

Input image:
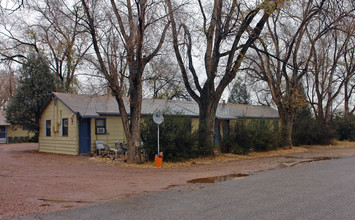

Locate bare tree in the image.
[0,0,91,92]
[0,0,26,13]
[0,66,17,109]
[144,57,190,100]
[81,0,170,163]
[341,25,355,117]
[166,0,280,152]
[246,0,343,146]
[306,19,354,124]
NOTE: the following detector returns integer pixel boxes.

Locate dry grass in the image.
[89,141,354,169]
[89,147,308,169]
[303,140,355,149]
[89,156,117,164]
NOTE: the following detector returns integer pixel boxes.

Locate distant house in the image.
[0,111,35,144]
[39,92,279,155]
[333,109,355,118]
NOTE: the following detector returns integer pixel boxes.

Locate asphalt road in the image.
[16,156,355,220]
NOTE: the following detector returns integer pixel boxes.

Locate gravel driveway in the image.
[1,142,355,219]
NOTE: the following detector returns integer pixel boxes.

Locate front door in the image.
[79,119,91,154]
[0,126,6,144]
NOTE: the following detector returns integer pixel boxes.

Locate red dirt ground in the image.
[1,143,355,219]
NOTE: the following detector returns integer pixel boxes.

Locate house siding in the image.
[6,125,35,138]
[90,116,126,152]
[39,97,79,155]
[191,118,199,132]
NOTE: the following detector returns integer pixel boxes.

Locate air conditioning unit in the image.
[96,128,105,134]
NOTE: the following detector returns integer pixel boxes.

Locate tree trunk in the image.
[275,98,294,147]
[197,96,219,155]
[126,68,143,163]
[344,84,350,118]
[128,102,143,163]
[281,115,293,147]
[112,67,143,164]
[105,68,143,164]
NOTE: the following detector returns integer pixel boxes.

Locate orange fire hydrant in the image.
[155,153,163,167]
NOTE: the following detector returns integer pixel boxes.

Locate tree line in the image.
[0,0,354,163]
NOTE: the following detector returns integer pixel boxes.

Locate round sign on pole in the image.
[153,110,164,125]
[153,110,164,166]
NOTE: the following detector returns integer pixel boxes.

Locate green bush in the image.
[292,119,336,146]
[29,133,38,143]
[141,116,199,162]
[221,119,282,155]
[292,107,336,146]
[332,115,355,141]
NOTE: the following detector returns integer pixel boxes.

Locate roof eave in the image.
[39,93,81,117]
[237,116,280,119]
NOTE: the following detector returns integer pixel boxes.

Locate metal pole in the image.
[157,124,160,156]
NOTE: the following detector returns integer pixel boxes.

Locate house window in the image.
[95,118,106,134]
[46,120,51,137]
[62,118,68,136]
[0,126,6,139]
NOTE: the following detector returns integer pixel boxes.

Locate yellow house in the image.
[39,92,279,155]
[0,111,35,144]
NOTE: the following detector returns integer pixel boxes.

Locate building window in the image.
[62,118,68,136]
[95,118,106,134]
[46,120,51,137]
[0,126,6,139]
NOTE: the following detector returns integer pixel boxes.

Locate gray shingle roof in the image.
[51,92,279,119]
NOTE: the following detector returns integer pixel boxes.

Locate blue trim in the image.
[39,93,54,115]
[62,118,68,136]
[216,116,279,120]
[0,126,6,139]
[79,118,91,154]
[95,118,106,134]
[39,93,80,117]
[82,115,100,119]
[97,112,122,116]
[215,117,238,120]
[46,120,51,136]
[53,94,80,116]
[185,115,200,118]
[236,117,280,119]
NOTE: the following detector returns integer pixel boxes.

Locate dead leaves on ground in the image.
[89,141,354,169]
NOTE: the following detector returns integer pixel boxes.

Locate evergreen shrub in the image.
[292,107,336,146]
[292,119,336,145]
[221,119,282,155]
[29,133,38,143]
[332,115,355,141]
[141,115,199,162]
